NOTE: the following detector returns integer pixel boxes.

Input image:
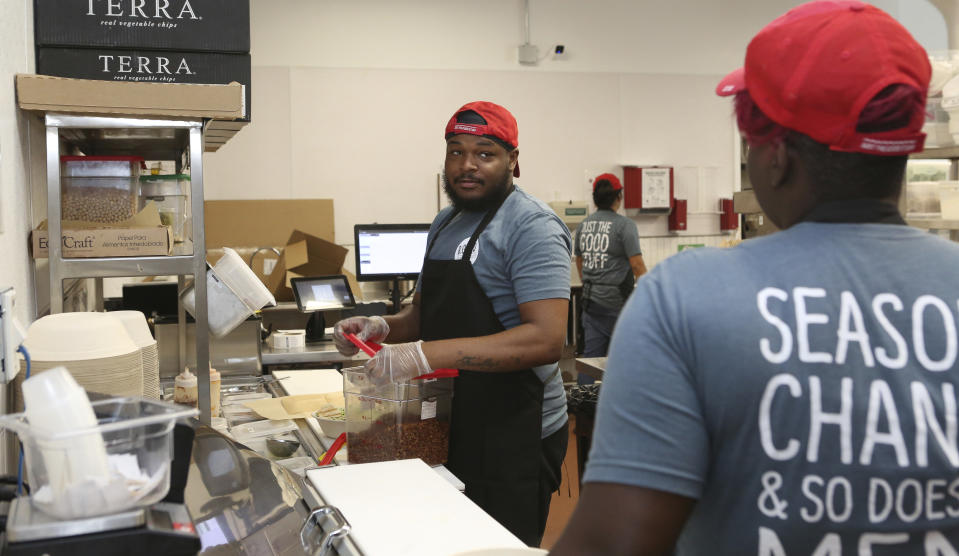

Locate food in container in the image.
[138,174,190,242]
[344,368,453,465]
[173,368,198,407]
[60,155,144,223]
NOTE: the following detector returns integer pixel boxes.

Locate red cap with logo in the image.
[445,101,521,177]
[716,0,930,155]
[593,173,622,191]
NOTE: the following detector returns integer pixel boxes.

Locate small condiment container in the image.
[209,367,221,417]
[173,368,198,407]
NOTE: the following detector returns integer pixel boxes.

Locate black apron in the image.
[419,191,546,545]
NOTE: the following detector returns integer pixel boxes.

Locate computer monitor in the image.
[354,223,431,282]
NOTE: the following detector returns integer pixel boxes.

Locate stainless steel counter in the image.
[261,340,368,368]
[186,425,364,556]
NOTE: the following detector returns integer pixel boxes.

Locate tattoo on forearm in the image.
[456,354,523,370]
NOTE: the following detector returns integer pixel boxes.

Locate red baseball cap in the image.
[716,0,930,155]
[593,173,622,191]
[445,101,521,177]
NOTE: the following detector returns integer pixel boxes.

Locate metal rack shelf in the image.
[43,112,214,423]
[911,146,959,160]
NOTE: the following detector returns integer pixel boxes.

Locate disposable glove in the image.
[363,340,431,385]
[332,316,390,356]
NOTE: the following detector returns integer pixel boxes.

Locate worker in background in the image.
[552,1,956,554]
[573,173,646,384]
[332,101,571,547]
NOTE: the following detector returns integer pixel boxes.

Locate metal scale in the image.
[0,424,200,556]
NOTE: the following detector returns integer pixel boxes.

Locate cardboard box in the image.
[32,203,173,258]
[36,47,251,120]
[34,0,250,53]
[16,73,245,120]
[267,230,361,303]
[733,190,763,214]
[204,200,335,249]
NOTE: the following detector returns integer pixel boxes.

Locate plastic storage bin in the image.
[60,155,144,223]
[344,367,453,465]
[181,247,276,338]
[906,181,945,217]
[139,174,189,242]
[0,397,197,520]
[907,159,952,183]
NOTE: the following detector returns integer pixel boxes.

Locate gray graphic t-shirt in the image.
[574,209,641,311]
[585,222,959,554]
[417,186,572,438]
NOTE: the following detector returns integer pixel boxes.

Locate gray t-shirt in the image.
[585,222,959,554]
[418,186,572,438]
[574,209,641,311]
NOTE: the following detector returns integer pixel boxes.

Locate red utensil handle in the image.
[414,368,459,379]
[319,432,347,466]
[344,333,378,357]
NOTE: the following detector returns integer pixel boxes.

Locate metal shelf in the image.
[906,218,959,230]
[43,112,213,423]
[911,146,959,160]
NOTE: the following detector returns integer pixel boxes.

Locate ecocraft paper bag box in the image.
[32,203,172,258]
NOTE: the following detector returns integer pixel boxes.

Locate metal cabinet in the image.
[42,113,214,423]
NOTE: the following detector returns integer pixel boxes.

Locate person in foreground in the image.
[552,1,959,554]
[333,101,571,547]
[574,173,646,385]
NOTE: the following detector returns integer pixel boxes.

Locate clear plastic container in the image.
[60,156,144,223]
[907,159,953,183]
[906,181,945,217]
[343,367,453,465]
[181,248,276,338]
[230,419,297,443]
[139,174,190,243]
[0,397,197,520]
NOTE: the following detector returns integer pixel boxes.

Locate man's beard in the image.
[443,167,513,212]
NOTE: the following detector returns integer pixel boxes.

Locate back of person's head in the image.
[592,173,623,210]
[716,0,930,201]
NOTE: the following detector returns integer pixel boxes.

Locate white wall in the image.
[203,0,949,269]
[0,1,951,309]
[0,0,36,323]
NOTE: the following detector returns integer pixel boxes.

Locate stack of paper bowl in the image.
[110,310,160,399]
[16,313,143,410]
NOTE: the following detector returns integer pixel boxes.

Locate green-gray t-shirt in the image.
[574,209,641,311]
[587,223,959,554]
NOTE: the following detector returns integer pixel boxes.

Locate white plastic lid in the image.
[211,248,276,311]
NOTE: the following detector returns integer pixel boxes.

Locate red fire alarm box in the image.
[720,198,738,231]
[623,166,674,213]
[669,198,687,231]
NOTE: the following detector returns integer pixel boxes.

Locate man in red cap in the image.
[333,101,572,546]
[554,1,959,554]
[573,173,646,385]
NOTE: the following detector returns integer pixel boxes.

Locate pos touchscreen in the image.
[290,275,356,313]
